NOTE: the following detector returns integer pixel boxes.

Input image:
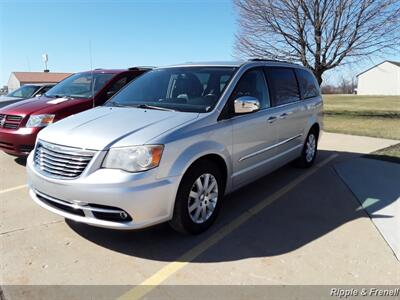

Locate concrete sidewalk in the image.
[335,157,400,260]
[319,131,399,154]
[321,132,400,260]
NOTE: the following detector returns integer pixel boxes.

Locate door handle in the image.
[279,113,288,119]
[279,112,291,119]
[267,116,277,123]
[307,103,319,109]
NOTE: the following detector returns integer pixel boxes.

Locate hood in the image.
[0,96,24,109]
[38,106,199,150]
[0,95,90,116]
[0,96,23,102]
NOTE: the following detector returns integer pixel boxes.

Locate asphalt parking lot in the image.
[1,132,399,299]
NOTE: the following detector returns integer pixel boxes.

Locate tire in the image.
[169,160,224,234]
[295,128,318,168]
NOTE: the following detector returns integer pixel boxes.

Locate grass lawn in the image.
[323,115,400,140]
[323,95,400,140]
[323,95,400,118]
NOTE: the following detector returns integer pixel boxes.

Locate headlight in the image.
[102,145,164,172]
[26,114,55,128]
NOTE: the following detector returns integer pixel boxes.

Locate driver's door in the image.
[229,68,279,188]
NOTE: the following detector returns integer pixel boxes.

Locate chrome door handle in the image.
[267,116,277,123]
[279,113,288,119]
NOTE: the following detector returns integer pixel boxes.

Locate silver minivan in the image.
[27,60,323,234]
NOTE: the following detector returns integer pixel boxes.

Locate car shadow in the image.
[14,156,27,166]
[66,149,399,263]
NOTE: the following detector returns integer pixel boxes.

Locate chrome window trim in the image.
[239,134,303,162]
[228,96,321,121]
[271,99,302,109]
[222,99,303,122]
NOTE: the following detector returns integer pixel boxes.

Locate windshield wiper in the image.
[134,104,177,112]
[45,94,66,98]
[110,102,129,107]
[106,100,129,107]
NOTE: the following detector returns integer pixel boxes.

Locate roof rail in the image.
[128,66,155,71]
[248,58,296,64]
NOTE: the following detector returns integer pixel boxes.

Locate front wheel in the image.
[169,161,224,234]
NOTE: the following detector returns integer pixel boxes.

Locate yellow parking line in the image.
[118,154,338,300]
[0,184,28,195]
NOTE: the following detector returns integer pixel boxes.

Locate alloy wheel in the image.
[187,173,219,224]
[305,133,316,162]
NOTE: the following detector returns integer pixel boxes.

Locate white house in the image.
[7,71,72,92]
[356,61,400,95]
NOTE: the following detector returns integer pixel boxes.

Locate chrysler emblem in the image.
[71,200,88,208]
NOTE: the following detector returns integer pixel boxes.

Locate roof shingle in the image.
[12,72,72,83]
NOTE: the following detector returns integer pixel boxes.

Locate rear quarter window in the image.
[295,69,320,99]
[264,67,300,106]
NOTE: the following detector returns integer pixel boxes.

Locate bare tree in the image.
[235,0,400,85]
[339,76,356,93]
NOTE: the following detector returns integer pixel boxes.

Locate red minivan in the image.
[0,68,150,156]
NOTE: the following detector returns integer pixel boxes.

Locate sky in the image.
[1,0,399,87]
[0,0,236,86]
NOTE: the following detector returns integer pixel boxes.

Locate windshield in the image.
[8,85,40,98]
[105,67,237,113]
[45,72,114,99]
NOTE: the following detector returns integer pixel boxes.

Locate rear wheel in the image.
[169,161,223,234]
[295,129,318,168]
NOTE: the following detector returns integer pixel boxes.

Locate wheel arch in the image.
[184,154,228,192]
[310,122,320,138]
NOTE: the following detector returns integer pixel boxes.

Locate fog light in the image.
[119,212,128,220]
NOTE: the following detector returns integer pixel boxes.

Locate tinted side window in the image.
[230,69,270,109]
[108,76,129,94]
[41,86,53,94]
[265,67,300,106]
[295,69,319,99]
[220,75,231,92]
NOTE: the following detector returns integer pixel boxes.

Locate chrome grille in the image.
[34,141,95,179]
[3,123,19,129]
[6,115,23,122]
[0,114,23,130]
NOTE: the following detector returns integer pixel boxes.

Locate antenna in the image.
[26,56,31,71]
[89,40,95,108]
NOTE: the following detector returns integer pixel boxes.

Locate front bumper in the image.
[0,127,40,156]
[27,152,180,230]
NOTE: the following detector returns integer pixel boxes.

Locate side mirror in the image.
[234,96,260,114]
[35,94,42,98]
